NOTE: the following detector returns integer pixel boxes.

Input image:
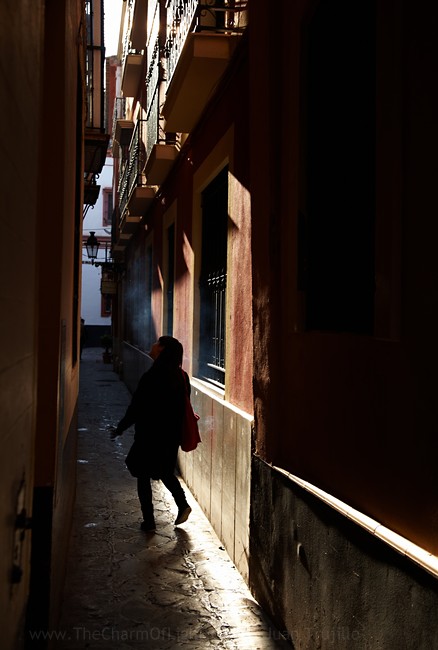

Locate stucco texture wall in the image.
[0,1,44,646]
[249,0,438,557]
[0,0,85,642]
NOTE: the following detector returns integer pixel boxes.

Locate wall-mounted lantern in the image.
[85,231,100,263]
[84,230,125,277]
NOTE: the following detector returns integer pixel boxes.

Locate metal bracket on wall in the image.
[11,476,32,587]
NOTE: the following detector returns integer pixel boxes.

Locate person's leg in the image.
[137,476,155,530]
[160,473,186,508]
[161,473,191,524]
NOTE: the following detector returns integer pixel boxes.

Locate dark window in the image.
[303,0,376,334]
[101,294,112,317]
[124,244,154,351]
[102,189,113,227]
[145,244,154,351]
[199,167,228,387]
[166,223,175,336]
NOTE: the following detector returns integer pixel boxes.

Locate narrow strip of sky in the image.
[104,0,123,58]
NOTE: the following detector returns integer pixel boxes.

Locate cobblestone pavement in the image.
[57,348,291,649]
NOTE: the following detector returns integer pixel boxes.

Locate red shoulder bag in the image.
[181,370,201,452]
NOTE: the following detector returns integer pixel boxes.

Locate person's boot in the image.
[174,504,191,525]
[140,506,156,532]
[140,517,156,532]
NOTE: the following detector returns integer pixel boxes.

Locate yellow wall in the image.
[0,0,84,643]
[0,2,44,645]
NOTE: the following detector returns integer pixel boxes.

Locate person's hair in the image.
[155,336,183,369]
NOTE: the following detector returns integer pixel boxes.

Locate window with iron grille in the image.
[199,167,228,387]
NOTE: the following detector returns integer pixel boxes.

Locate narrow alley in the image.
[56,349,291,649]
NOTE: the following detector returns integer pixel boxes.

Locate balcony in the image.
[112,97,134,158]
[144,39,180,185]
[130,0,147,51]
[121,50,143,98]
[114,120,134,148]
[163,32,240,132]
[117,119,156,238]
[83,174,100,206]
[84,1,108,176]
[84,130,110,174]
[162,0,248,133]
[127,186,155,216]
[113,232,133,253]
[119,213,141,236]
[145,143,179,186]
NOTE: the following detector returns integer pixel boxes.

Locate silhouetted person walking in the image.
[111,336,191,531]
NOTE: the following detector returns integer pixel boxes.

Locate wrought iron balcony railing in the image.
[85,0,105,132]
[145,38,162,158]
[121,8,144,75]
[145,37,179,160]
[118,119,147,219]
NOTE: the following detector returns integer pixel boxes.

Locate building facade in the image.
[0,0,107,646]
[111,0,438,646]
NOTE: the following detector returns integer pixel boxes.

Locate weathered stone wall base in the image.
[250,457,438,649]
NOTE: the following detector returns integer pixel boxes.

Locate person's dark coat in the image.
[118,363,188,479]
